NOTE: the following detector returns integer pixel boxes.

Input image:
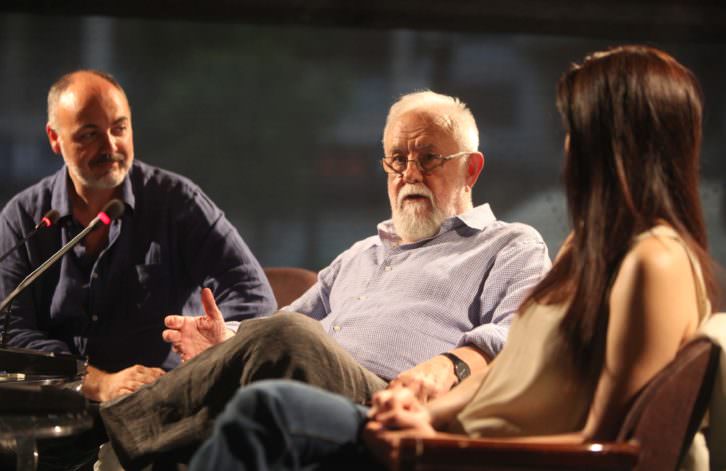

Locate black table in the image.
[0,377,92,470]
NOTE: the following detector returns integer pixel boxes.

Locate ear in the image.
[46,123,61,155]
[465,152,485,188]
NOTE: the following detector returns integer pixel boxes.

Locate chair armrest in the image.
[398,436,639,471]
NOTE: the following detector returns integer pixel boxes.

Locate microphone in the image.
[0,199,125,348]
[0,209,61,265]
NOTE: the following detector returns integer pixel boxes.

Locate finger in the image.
[164,315,184,329]
[376,410,420,430]
[162,329,182,344]
[374,388,394,403]
[152,368,165,379]
[127,366,164,383]
[364,421,385,433]
[201,288,224,321]
[109,387,135,401]
[407,382,426,403]
[145,367,165,380]
[121,380,149,393]
[395,380,421,402]
[138,368,165,383]
[373,387,414,417]
[387,379,403,390]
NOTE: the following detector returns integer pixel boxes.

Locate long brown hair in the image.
[523,45,718,379]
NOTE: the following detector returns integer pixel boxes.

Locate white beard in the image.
[392,183,445,242]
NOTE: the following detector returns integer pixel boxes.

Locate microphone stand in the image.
[0,199,123,377]
[0,209,59,265]
[0,217,106,347]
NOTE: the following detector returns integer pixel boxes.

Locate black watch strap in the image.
[440,352,471,385]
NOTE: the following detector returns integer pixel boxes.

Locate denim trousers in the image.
[189,380,383,471]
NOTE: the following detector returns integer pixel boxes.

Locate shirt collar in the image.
[49,164,136,221]
[377,203,496,247]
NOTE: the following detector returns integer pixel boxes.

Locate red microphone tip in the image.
[96,199,125,226]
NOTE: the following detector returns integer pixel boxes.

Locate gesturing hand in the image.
[162,288,233,361]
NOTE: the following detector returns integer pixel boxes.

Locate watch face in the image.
[444,352,470,382]
[456,362,471,380]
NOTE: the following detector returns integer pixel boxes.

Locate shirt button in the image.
[91,315,99,322]
[384,265,392,272]
[357,295,367,301]
[333,325,341,332]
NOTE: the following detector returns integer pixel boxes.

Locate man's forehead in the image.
[57,81,130,121]
[386,113,455,149]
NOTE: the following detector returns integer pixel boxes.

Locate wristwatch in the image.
[440,352,471,385]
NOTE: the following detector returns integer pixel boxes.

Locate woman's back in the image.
[453,225,710,439]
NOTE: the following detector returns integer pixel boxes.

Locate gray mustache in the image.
[91,154,124,166]
[397,184,433,208]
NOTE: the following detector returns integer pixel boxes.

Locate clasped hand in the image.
[363,386,436,469]
[388,354,458,403]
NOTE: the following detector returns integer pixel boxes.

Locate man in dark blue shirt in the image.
[0,70,276,401]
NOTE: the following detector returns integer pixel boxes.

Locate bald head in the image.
[47,70,128,129]
[45,69,134,193]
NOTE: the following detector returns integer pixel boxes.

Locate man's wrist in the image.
[439,352,471,386]
[82,365,108,401]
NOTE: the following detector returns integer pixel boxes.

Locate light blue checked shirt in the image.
[287,203,551,380]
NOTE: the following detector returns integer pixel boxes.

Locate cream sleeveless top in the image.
[451,226,711,437]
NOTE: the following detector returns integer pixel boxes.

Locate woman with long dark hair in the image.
[188,45,718,470]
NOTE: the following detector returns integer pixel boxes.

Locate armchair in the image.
[398,336,720,471]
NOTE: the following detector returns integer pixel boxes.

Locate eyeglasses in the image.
[381,151,470,176]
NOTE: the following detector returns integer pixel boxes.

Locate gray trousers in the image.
[99,312,387,470]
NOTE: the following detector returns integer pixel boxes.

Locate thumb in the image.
[201,288,224,321]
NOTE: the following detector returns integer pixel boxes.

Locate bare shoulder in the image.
[610,230,699,344]
[620,232,692,281]
[583,230,702,438]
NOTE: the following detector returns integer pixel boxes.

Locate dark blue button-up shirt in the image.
[0,161,276,372]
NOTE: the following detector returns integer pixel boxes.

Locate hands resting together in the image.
[363,386,438,469]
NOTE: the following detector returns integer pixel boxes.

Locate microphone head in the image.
[36,209,61,229]
[97,199,125,226]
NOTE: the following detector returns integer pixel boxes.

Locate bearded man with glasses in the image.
[98,91,551,469]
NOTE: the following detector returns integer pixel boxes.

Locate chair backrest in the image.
[616,336,720,471]
[263,267,318,308]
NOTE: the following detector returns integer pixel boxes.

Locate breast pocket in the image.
[129,263,165,318]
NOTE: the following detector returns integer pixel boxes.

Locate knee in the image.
[247,313,322,348]
[225,380,309,423]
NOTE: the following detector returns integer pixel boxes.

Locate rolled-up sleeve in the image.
[459,237,551,358]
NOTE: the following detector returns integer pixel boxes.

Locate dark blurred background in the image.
[0,1,724,307]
